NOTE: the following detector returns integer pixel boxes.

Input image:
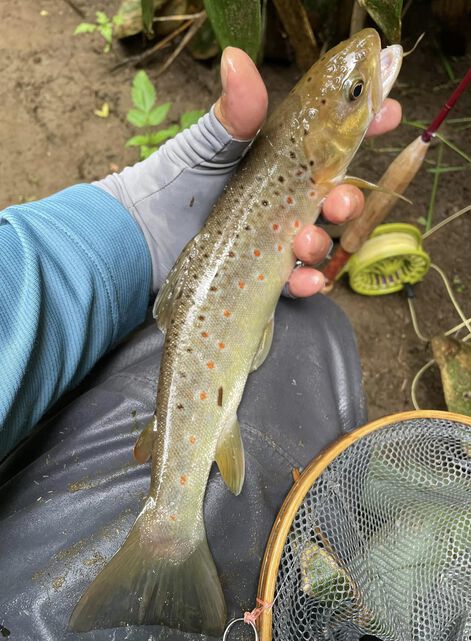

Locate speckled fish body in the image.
[70,29,402,636]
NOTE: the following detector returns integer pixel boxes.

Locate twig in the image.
[111,15,201,71]
[62,0,85,18]
[155,12,206,78]
[153,12,203,22]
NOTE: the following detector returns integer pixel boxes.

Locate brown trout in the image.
[70,29,402,635]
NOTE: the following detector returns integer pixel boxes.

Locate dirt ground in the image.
[1,0,470,422]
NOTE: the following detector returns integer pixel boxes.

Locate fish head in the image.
[289,28,402,185]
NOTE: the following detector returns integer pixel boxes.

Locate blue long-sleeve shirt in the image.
[0,184,151,456]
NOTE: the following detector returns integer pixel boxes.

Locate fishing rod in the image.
[323,67,471,287]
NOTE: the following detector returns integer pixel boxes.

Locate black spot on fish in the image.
[210,285,218,291]
[262,200,268,206]
[307,76,312,82]
[321,99,326,105]
[290,151,296,159]
[235,233,240,239]
[278,176,285,183]
[303,128,309,136]
[244,225,251,231]
[177,403,184,410]
[193,274,198,279]
[203,253,209,258]
[309,160,315,166]
[300,164,307,171]
[186,347,193,353]
[217,387,223,407]
[217,230,223,235]
[310,177,316,185]
[228,251,235,258]
[189,196,195,207]
[180,372,187,378]
[274,190,280,196]
[198,315,205,321]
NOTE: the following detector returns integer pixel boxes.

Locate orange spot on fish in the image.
[207,361,214,369]
[254,249,261,257]
[170,515,177,521]
[218,342,225,349]
[189,435,196,444]
[272,223,280,231]
[200,392,207,400]
[258,274,265,281]
[223,310,231,318]
[277,244,283,252]
[180,474,188,485]
[238,280,245,289]
[294,220,301,229]
[286,196,294,205]
[201,331,209,338]
[309,190,316,198]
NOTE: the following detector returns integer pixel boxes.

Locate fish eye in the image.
[346,78,364,101]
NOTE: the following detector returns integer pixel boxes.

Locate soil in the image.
[1,0,470,422]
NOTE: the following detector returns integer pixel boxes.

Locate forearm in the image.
[0,185,151,456]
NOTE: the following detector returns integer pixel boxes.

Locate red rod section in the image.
[422,67,471,142]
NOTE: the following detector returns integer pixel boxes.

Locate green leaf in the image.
[147,102,172,126]
[99,23,113,44]
[95,11,109,25]
[357,0,403,42]
[148,125,180,145]
[125,134,152,147]
[141,0,155,37]
[127,108,149,127]
[74,22,97,34]
[112,14,124,26]
[131,70,156,112]
[180,109,205,130]
[140,145,157,159]
[416,216,427,227]
[203,0,262,61]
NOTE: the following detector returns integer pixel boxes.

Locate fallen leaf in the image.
[94,102,110,118]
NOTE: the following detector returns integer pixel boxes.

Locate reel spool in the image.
[343,223,430,296]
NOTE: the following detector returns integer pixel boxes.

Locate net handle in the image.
[256,409,471,641]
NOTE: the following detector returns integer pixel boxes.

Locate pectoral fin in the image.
[215,417,245,496]
[343,176,412,204]
[251,317,274,372]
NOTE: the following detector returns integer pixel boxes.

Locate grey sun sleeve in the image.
[95,107,254,295]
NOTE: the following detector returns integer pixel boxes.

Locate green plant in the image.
[74,11,124,53]
[125,70,204,160]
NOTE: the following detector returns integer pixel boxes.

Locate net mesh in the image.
[272,417,471,641]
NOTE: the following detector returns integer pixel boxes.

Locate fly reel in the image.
[343,223,430,295]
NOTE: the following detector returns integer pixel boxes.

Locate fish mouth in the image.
[380,45,403,101]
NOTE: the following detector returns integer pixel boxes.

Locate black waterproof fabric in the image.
[0,295,366,641]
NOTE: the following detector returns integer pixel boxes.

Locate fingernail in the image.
[326,239,334,259]
[220,50,229,93]
[220,48,236,94]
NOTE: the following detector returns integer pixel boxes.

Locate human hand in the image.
[214,47,402,297]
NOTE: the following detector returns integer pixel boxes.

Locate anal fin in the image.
[215,417,245,496]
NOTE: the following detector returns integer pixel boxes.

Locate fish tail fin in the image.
[69,504,227,635]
